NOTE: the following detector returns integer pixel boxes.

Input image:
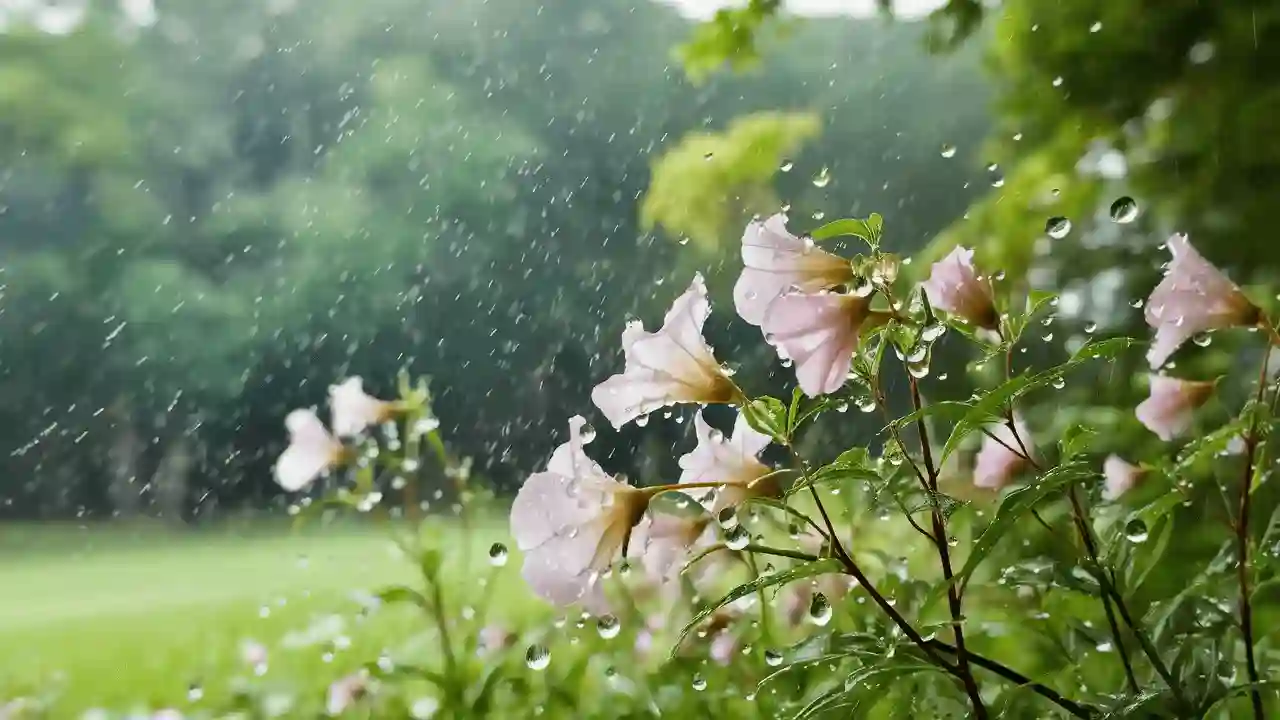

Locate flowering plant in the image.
[269,215,1279,718]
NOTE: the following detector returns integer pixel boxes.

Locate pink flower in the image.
[634,513,716,582]
[922,246,998,329]
[326,673,368,716]
[678,411,775,511]
[274,409,344,491]
[509,416,650,613]
[1102,455,1145,501]
[591,275,739,429]
[328,377,393,437]
[477,625,513,656]
[733,213,853,326]
[761,292,879,397]
[1145,234,1258,369]
[973,417,1031,489]
[1135,375,1214,441]
[709,630,739,666]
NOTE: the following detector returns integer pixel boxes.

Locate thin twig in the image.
[929,640,1093,718]
[1236,344,1272,720]
[910,378,987,719]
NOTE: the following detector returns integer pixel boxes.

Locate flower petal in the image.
[734,213,851,326]
[762,293,865,397]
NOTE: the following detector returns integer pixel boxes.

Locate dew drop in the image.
[808,592,833,626]
[717,506,738,530]
[691,673,708,691]
[764,649,784,667]
[1045,216,1072,239]
[1193,333,1213,347]
[1052,76,1064,87]
[1051,377,1066,390]
[1089,21,1102,33]
[779,159,794,173]
[811,167,832,188]
[1084,321,1098,333]
[579,424,597,444]
[525,644,551,671]
[187,683,204,702]
[1110,196,1139,224]
[596,615,621,639]
[1124,519,1149,544]
[725,524,750,551]
[940,144,957,159]
[488,542,509,567]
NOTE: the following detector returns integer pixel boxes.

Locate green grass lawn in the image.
[0,518,515,716]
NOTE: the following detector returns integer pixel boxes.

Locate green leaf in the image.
[948,463,1095,592]
[744,395,789,444]
[811,217,876,242]
[795,661,939,719]
[671,558,844,652]
[788,386,804,435]
[1058,423,1096,461]
[377,585,430,609]
[789,447,880,496]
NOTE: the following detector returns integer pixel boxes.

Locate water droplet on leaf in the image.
[525,644,551,671]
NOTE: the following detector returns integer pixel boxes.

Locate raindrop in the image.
[691,674,708,691]
[1084,321,1098,333]
[187,683,204,702]
[525,644,551,671]
[725,524,750,551]
[812,167,831,188]
[940,144,957,159]
[1193,333,1213,347]
[812,210,826,221]
[1051,377,1066,390]
[1124,519,1149,543]
[1096,640,1113,653]
[1045,216,1072,239]
[780,159,794,173]
[717,506,738,530]
[596,615,621,639]
[488,542,509,567]
[764,649,784,667]
[856,395,876,413]
[990,174,1005,188]
[1110,196,1139,224]
[920,322,946,342]
[579,424,597,444]
[851,276,875,297]
[1052,76,1064,87]
[808,593,833,626]
[1089,21,1102,33]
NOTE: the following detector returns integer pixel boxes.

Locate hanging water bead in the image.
[1110,196,1139,224]
[488,542,509,567]
[808,592,833,626]
[940,143,957,159]
[725,524,750,551]
[525,644,551,670]
[1045,216,1072,239]
[691,673,708,691]
[764,649,784,667]
[779,159,794,172]
[1124,518,1149,543]
[717,506,738,530]
[596,615,621,639]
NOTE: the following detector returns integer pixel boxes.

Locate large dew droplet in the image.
[691,673,708,691]
[1110,196,1139,224]
[1124,519,1149,543]
[596,615,621,639]
[811,167,831,188]
[525,644,551,670]
[488,542,509,567]
[764,649,784,667]
[1045,216,1072,239]
[725,525,750,551]
[807,592,833,626]
[717,506,738,530]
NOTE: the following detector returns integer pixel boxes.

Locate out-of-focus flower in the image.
[1145,234,1259,369]
[733,213,852,326]
[678,411,775,511]
[709,630,739,666]
[973,417,1031,489]
[634,513,715,582]
[152,711,183,720]
[921,246,997,329]
[476,624,514,656]
[634,614,667,659]
[1102,456,1145,501]
[326,674,368,716]
[328,377,394,437]
[761,291,879,397]
[592,275,740,428]
[1135,375,1215,441]
[240,639,268,668]
[510,416,649,613]
[274,409,344,491]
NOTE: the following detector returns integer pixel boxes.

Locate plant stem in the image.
[928,641,1093,719]
[909,378,987,720]
[1066,487,1140,694]
[426,576,459,697]
[1236,346,1271,720]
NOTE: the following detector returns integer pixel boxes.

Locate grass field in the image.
[0,519,514,717]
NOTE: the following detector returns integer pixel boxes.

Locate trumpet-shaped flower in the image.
[733,213,853,326]
[592,275,739,429]
[973,417,1032,489]
[678,411,775,510]
[1145,234,1259,369]
[1102,455,1145,501]
[274,409,344,492]
[761,291,877,397]
[328,377,393,437]
[510,416,649,613]
[922,246,998,329]
[1135,374,1214,441]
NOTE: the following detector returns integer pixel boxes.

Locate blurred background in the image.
[1,0,1279,713]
